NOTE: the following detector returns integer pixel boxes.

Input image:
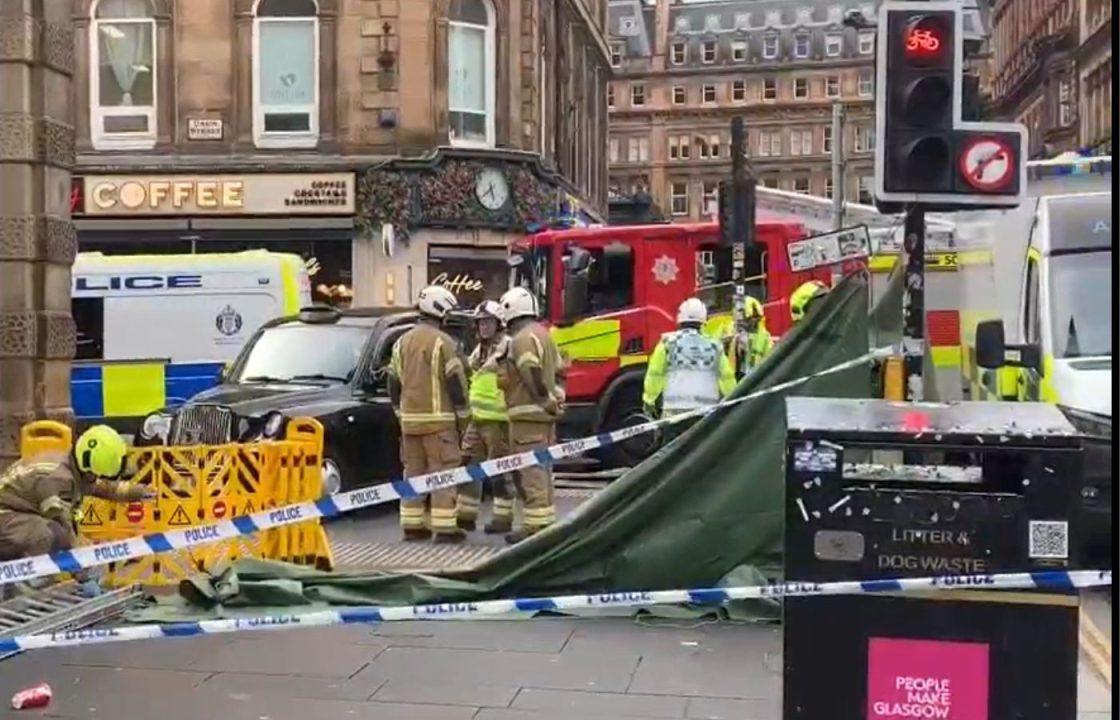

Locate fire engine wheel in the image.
[599,383,661,468]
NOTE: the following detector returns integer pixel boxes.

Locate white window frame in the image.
[708,133,721,158]
[793,177,810,194]
[671,41,687,65]
[607,84,615,108]
[791,128,812,156]
[858,175,873,204]
[678,134,691,160]
[794,77,809,99]
[731,41,747,62]
[609,137,620,163]
[762,34,779,59]
[702,40,717,64]
[632,137,649,163]
[762,77,777,101]
[631,84,646,106]
[610,42,623,68]
[823,125,833,154]
[702,181,719,216]
[672,86,686,105]
[858,70,873,97]
[794,33,810,58]
[732,80,746,102]
[824,176,834,199]
[858,31,874,55]
[89,0,157,150]
[856,125,876,152]
[670,182,689,216]
[825,33,842,57]
[253,0,321,149]
[702,84,717,104]
[826,75,840,98]
[445,0,495,149]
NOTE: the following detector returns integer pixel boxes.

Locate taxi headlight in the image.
[140,413,171,441]
[263,412,285,438]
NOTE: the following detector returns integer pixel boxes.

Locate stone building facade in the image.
[1077,0,1112,154]
[69,0,611,308]
[607,0,878,223]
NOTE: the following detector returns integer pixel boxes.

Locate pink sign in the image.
[867,637,989,719]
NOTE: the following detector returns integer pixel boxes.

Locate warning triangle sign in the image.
[168,505,191,526]
[80,505,103,527]
[242,499,256,516]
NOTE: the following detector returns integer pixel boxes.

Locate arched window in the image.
[448,0,495,146]
[90,0,156,149]
[253,0,319,148]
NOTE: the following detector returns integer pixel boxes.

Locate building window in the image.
[671,41,687,65]
[610,42,623,68]
[856,125,876,152]
[823,125,832,154]
[670,135,691,161]
[826,75,840,98]
[447,0,494,147]
[609,137,620,163]
[91,0,157,149]
[763,34,779,59]
[670,182,689,216]
[858,70,873,97]
[732,80,746,102]
[702,181,719,216]
[607,85,614,108]
[762,78,777,101]
[702,40,717,63]
[731,41,747,61]
[793,177,810,194]
[702,84,717,104]
[253,0,320,148]
[699,133,721,159]
[629,137,649,163]
[794,77,809,99]
[858,175,873,204]
[672,86,686,105]
[794,33,810,58]
[758,129,782,157]
[790,128,812,156]
[825,33,842,57]
[859,31,874,55]
[824,176,834,198]
[631,84,646,106]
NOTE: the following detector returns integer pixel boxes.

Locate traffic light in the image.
[875,2,1026,208]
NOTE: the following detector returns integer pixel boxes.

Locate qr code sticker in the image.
[1029,520,1069,559]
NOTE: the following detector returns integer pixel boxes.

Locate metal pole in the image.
[730,117,747,322]
[831,101,846,230]
[902,206,925,401]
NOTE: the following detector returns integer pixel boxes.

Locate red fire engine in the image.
[510,219,831,464]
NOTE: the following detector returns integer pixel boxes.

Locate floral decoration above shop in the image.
[355,153,566,242]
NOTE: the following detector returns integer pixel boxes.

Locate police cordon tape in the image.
[0,347,894,587]
[0,569,1110,653]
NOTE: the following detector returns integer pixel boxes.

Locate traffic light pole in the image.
[902,206,925,401]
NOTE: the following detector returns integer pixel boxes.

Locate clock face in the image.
[475,168,510,210]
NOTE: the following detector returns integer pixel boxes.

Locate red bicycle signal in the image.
[906,28,941,53]
[902,15,948,65]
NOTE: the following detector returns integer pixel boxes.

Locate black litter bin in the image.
[782,398,1092,720]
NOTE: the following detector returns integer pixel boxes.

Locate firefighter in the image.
[727,296,774,378]
[790,280,829,325]
[0,425,151,597]
[456,300,516,534]
[643,297,736,418]
[388,285,471,543]
[498,286,564,544]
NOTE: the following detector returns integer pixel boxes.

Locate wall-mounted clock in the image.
[475,167,510,210]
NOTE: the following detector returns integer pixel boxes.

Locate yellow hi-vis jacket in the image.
[729,326,774,375]
[468,335,510,422]
[643,328,736,415]
[389,322,469,435]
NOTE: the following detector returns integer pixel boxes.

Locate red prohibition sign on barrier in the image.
[126,502,144,523]
[213,500,227,519]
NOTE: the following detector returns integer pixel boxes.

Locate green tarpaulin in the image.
[129,273,876,622]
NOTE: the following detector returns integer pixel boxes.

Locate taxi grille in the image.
[169,405,233,445]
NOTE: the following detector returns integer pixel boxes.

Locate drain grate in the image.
[331,541,502,572]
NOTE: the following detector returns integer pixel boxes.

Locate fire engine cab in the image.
[510,219,827,465]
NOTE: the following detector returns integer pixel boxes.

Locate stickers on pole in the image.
[787,225,871,273]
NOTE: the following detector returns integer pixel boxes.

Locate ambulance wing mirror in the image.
[976,320,1041,372]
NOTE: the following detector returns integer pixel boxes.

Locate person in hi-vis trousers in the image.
[456,300,516,534]
[497,287,565,545]
[388,285,471,544]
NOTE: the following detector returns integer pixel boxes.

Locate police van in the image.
[72,250,312,435]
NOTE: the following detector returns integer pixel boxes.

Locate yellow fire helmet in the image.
[74,425,128,478]
[790,281,829,323]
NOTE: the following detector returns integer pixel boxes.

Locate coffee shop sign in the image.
[82,173,355,216]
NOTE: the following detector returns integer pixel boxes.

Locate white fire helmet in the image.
[475,300,505,324]
[676,297,708,325]
[417,285,458,319]
[499,287,539,321]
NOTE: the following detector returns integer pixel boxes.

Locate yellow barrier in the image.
[18,418,333,587]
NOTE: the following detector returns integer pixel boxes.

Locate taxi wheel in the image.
[599,383,660,468]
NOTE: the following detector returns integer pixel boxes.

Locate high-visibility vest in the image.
[468,337,509,422]
[643,329,735,416]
